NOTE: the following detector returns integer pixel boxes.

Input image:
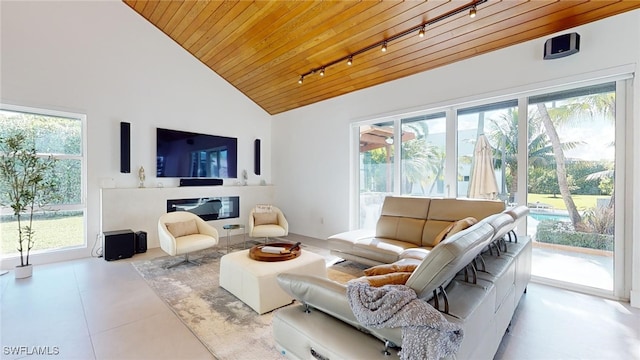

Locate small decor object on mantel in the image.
[242,169,248,186]
[0,131,61,279]
[138,166,146,188]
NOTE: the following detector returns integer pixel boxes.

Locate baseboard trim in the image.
[630,290,640,308]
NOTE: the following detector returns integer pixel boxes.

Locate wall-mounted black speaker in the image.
[103,229,135,261]
[134,231,147,253]
[254,139,261,175]
[544,32,580,60]
[179,178,223,186]
[120,122,131,173]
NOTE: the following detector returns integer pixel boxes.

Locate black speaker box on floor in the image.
[544,32,580,60]
[120,122,131,173]
[135,231,147,253]
[179,178,223,186]
[103,229,135,261]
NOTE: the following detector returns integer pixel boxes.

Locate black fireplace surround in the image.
[167,196,239,221]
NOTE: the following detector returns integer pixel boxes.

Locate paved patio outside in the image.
[528,215,614,291]
[532,246,613,291]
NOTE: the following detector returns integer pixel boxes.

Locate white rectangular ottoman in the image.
[219,249,327,314]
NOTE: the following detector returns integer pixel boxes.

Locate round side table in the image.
[223,224,246,252]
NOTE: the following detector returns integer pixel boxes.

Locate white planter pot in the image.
[15,264,33,279]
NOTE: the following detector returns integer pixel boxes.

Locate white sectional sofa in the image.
[327,197,507,266]
[273,196,531,359]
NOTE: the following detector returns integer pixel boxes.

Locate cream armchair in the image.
[157,211,219,268]
[248,205,288,242]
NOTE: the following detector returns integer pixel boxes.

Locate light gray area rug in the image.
[132,241,367,360]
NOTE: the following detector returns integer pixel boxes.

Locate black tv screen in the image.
[156,127,238,178]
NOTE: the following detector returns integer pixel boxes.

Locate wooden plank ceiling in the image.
[124,1,640,115]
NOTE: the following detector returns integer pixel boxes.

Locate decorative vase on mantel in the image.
[14,264,33,279]
[138,166,146,188]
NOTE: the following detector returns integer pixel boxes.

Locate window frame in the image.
[350,74,632,301]
[0,103,87,256]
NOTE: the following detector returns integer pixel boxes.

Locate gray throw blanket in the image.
[346,281,463,360]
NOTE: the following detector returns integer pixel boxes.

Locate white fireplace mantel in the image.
[100,185,275,249]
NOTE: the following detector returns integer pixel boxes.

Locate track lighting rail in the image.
[298,0,486,84]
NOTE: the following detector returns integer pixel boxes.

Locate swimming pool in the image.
[529,212,571,222]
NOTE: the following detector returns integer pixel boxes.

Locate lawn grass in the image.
[527,193,611,211]
[1,215,84,255]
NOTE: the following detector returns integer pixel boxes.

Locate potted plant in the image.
[0,131,59,279]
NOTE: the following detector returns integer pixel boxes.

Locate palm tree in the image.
[401,139,430,193]
[536,103,582,225]
[581,91,617,208]
[401,120,444,195]
[487,108,561,198]
[533,90,615,228]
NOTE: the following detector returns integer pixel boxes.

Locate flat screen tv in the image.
[156,127,238,178]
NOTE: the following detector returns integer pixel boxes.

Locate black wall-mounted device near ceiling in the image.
[544,32,580,60]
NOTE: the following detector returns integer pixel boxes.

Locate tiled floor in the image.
[1,235,639,360]
[0,248,213,360]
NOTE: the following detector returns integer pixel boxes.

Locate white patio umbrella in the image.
[468,134,499,200]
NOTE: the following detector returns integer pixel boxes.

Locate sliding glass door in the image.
[456,101,518,202]
[358,121,395,228]
[353,78,628,298]
[357,113,448,229]
[400,113,447,197]
[527,83,617,291]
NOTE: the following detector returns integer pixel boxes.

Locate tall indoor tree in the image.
[0,131,59,277]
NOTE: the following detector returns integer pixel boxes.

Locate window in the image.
[358,121,395,228]
[401,113,447,197]
[456,100,517,202]
[527,83,617,291]
[0,105,86,256]
[352,77,629,298]
[356,113,448,228]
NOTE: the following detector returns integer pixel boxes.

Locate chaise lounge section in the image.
[273,196,531,359]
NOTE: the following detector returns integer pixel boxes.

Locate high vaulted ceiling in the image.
[124,1,640,115]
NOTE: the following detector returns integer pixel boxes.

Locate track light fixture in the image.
[297,0,485,84]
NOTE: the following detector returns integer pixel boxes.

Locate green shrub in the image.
[581,205,614,235]
[536,220,613,251]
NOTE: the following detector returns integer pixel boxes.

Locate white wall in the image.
[0,1,272,265]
